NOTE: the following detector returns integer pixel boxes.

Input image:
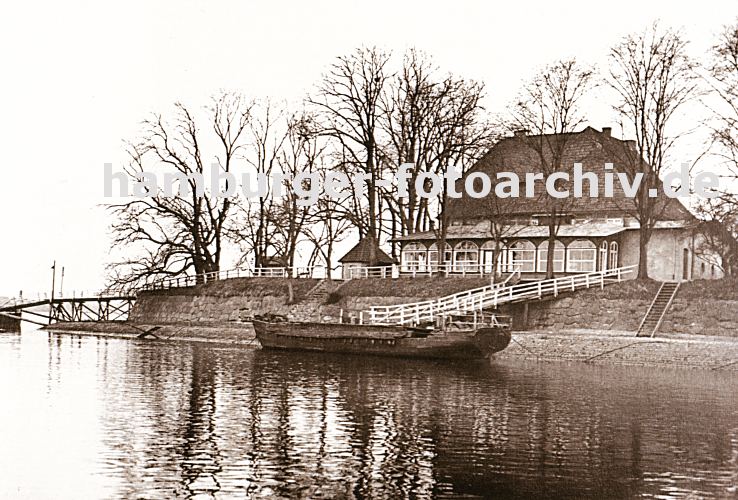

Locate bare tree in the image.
[308,47,391,264]
[106,93,252,288]
[707,20,738,178]
[267,114,328,269]
[482,170,526,282]
[303,195,353,279]
[381,49,492,262]
[227,100,290,269]
[694,195,738,276]
[607,23,699,279]
[509,58,595,278]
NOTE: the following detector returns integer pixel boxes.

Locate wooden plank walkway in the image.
[364,266,637,326]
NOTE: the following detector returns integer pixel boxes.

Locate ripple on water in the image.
[0,332,736,499]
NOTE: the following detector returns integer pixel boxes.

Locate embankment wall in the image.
[510,279,738,337]
[126,276,738,337]
[128,278,320,324]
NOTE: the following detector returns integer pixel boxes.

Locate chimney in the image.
[602,127,612,137]
[513,129,529,138]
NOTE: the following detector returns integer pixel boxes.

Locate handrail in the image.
[365,265,636,325]
[138,265,333,291]
[636,281,665,336]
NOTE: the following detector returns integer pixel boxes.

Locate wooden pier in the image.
[0,295,135,331]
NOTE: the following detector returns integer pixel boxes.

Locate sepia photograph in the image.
[0,1,737,498]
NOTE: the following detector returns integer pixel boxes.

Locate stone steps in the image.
[286,279,342,321]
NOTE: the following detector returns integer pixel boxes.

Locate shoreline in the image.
[497,329,738,371]
[40,321,738,371]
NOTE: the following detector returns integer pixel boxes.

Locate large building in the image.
[394,127,721,282]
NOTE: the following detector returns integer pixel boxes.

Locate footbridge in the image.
[362,265,637,326]
[0,294,135,328]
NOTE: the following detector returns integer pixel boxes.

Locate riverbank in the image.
[497,329,738,371]
[44,322,738,371]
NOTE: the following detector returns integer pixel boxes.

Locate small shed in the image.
[339,238,396,279]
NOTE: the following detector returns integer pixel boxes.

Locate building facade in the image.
[394,127,722,282]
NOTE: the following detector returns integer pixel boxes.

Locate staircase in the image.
[364,265,637,326]
[287,279,340,321]
[636,282,680,337]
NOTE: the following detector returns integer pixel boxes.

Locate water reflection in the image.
[0,332,736,499]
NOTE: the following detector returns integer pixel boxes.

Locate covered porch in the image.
[395,223,626,278]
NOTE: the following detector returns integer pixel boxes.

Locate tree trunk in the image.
[637,225,650,279]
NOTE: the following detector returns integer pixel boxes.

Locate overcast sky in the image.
[0,0,735,297]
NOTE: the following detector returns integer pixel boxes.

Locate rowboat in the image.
[252,315,511,360]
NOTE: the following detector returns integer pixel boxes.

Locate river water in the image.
[0,331,736,499]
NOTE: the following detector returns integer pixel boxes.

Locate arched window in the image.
[428,242,452,271]
[538,240,565,273]
[507,240,536,272]
[401,243,427,272]
[599,241,609,271]
[609,242,619,269]
[567,240,597,272]
[453,241,479,272]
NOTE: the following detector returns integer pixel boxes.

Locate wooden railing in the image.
[138,265,331,291]
[398,262,519,277]
[363,265,636,326]
[346,266,396,279]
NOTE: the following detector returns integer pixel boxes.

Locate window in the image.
[600,241,609,271]
[507,240,536,272]
[538,241,565,273]
[453,241,479,272]
[480,241,499,274]
[428,243,452,271]
[401,243,427,272]
[609,242,619,269]
[567,240,597,272]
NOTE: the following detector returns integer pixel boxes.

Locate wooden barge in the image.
[252,316,511,360]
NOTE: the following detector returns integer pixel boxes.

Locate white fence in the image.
[363,265,636,326]
[138,265,332,291]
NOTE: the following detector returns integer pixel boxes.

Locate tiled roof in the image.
[446,127,695,223]
[339,238,396,264]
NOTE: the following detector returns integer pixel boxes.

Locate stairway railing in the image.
[364,265,636,325]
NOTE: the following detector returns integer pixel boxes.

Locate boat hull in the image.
[252,320,511,360]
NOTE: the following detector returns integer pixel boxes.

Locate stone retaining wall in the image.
[125,277,738,338]
[515,280,738,337]
[129,294,294,324]
[128,278,320,324]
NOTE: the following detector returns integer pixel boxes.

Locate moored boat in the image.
[252,315,511,360]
